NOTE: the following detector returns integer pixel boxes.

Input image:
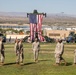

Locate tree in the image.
[69,31,75,37]
[19,29,24,33]
[67,31,76,43]
[26,31,30,35]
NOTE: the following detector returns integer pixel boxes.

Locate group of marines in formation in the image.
[0,37,76,66]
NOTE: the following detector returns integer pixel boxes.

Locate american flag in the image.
[29,14,43,41]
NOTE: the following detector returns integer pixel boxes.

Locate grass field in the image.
[0,43,76,75]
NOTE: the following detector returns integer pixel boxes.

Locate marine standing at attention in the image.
[54,39,66,66]
[0,38,5,65]
[32,38,40,63]
[14,39,24,65]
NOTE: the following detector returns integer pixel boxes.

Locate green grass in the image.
[0,43,76,75]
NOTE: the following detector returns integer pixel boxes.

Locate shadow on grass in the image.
[4,62,16,66]
[60,62,73,66]
[3,62,36,66]
[39,59,51,62]
[3,61,73,66]
[66,62,73,66]
[23,59,51,65]
[24,62,35,65]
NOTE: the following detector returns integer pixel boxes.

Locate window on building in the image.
[49,33,60,36]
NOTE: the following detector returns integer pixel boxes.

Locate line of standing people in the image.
[0,37,76,66]
[14,38,40,64]
[0,37,40,66]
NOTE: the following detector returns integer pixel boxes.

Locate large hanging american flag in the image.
[29,14,43,41]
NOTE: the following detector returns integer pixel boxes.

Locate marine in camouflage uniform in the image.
[32,38,40,62]
[14,39,24,64]
[18,39,24,64]
[74,49,76,64]
[0,38,5,65]
[55,39,66,65]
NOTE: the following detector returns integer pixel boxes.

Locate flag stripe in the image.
[37,15,43,41]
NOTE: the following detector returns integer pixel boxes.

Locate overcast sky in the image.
[0,0,76,15]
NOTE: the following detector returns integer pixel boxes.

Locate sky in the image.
[0,0,76,15]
